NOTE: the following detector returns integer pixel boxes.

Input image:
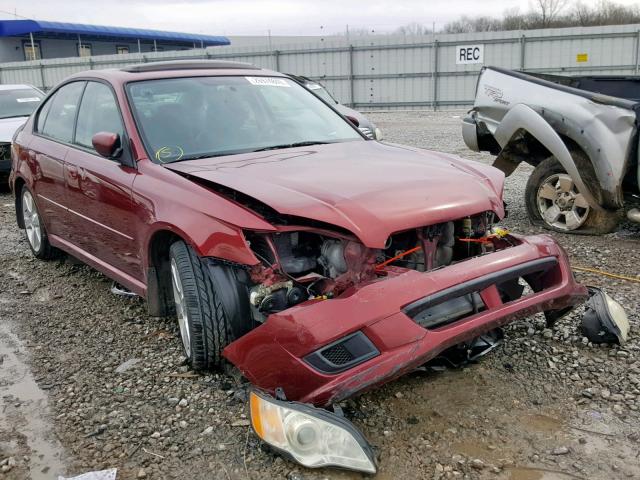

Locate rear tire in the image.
[20,185,58,260]
[169,240,252,370]
[525,156,619,235]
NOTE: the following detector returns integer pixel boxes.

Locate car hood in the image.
[165,141,505,248]
[0,116,28,143]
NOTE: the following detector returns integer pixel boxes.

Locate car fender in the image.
[142,218,259,271]
[133,162,272,271]
[493,103,603,211]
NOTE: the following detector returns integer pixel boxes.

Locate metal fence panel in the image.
[1,23,639,109]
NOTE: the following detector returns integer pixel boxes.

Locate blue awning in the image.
[0,20,230,46]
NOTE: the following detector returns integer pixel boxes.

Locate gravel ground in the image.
[1,110,639,480]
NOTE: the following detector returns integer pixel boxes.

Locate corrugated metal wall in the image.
[2,23,639,110]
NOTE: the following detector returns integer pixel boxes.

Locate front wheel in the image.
[524,157,619,235]
[168,240,252,370]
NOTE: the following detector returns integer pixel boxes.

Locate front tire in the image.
[20,185,58,259]
[525,156,619,235]
[169,240,252,370]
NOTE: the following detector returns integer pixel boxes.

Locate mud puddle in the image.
[0,321,67,479]
[369,363,640,479]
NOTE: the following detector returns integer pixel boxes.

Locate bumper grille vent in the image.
[321,343,354,365]
[0,143,10,161]
[304,331,379,374]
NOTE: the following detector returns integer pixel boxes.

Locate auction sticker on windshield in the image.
[245,77,290,87]
[16,97,41,103]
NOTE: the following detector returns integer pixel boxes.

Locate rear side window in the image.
[74,82,124,150]
[39,82,85,143]
[36,96,52,132]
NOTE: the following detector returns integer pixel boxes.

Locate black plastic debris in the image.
[426,328,504,369]
[581,287,629,345]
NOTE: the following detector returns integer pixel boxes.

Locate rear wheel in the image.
[21,185,58,259]
[168,240,252,370]
[525,156,619,235]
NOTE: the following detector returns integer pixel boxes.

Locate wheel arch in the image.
[492,103,605,211]
[144,221,258,316]
[146,228,189,317]
[13,175,27,229]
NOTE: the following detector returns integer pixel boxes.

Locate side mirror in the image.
[345,115,360,127]
[92,131,122,159]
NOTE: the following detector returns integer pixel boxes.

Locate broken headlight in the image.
[249,390,376,474]
[581,286,630,345]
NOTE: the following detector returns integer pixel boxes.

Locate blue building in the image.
[0,20,230,62]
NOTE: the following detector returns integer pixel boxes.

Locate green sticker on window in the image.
[155,146,184,163]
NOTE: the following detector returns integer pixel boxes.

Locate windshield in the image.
[0,87,43,119]
[127,76,363,163]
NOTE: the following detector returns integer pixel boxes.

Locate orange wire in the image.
[375,246,422,270]
[458,237,493,243]
[376,235,500,270]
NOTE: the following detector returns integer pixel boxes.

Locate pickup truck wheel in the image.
[525,157,619,234]
[169,240,250,370]
[20,185,58,260]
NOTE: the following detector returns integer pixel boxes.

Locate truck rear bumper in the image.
[224,234,587,406]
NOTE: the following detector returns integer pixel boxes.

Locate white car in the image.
[0,84,44,183]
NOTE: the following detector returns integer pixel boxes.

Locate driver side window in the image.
[74,82,124,152]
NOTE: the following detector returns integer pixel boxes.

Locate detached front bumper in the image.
[224,234,587,406]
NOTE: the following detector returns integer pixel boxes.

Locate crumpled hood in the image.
[165,141,505,247]
[0,116,28,143]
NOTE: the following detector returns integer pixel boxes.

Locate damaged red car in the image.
[11,60,587,473]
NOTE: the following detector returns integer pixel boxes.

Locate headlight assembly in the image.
[581,286,630,345]
[249,390,377,474]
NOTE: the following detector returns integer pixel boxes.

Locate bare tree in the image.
[571,1,596,25]
[395,22,432,36]
[441,0,640,33]
[532,0,568,27]
[443,15,502,34]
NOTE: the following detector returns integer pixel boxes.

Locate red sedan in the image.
[10,60,587,407]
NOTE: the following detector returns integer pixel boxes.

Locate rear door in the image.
[63,81,141,281]
[29,81,85,239]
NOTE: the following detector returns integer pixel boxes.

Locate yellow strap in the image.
[573,266,640,284]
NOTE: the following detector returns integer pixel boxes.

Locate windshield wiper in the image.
[163,141,332,163]
[167,152,236,163]
[252,141,331,152]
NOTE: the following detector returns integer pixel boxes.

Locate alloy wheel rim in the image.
[536,173,590,231]
[170,258,191,358]
[22,190,42,252]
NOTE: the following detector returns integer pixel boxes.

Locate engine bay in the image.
[244,211,516,321]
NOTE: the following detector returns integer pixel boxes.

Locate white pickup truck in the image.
[463,67,639,234]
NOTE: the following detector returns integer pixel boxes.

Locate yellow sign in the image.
[576,53,588,63]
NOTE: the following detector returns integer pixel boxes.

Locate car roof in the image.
[62,60,285,86]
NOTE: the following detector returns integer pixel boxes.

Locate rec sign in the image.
[456,44,484,65]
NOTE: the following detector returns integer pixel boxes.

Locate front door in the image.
[63,81,141,281]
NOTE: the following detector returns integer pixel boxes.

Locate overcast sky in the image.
[1,0,638,36]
